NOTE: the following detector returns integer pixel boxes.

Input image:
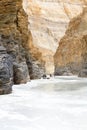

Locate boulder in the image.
[42,74,47,79]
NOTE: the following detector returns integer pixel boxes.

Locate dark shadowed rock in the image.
[78,69,87,77]
[0,46,13,95]
[42,74,47,79]
[79,62,87,77]
[13,62,30,84]
[27,58,45,79]
[54,67,73,76]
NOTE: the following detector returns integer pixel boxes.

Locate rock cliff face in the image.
[0,0,30,94]
[23,0,85,74]
[54,7,87,76]
[0,46,13,94]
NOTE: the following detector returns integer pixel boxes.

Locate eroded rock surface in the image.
[0,0,30,94]
[54,7,87,76]
[23,0,85,74]
[13,62,29,84]
[0,46,13,94]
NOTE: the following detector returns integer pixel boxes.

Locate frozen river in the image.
[0,76,87,130]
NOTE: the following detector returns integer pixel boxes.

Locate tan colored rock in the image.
[23,0,85,74]
[54,7,87,75]
[0,0,30,86]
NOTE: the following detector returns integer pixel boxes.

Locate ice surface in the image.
[0,76,87,130]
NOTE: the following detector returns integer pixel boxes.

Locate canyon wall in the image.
[0,0,30,94]
[0,0,87,94]
[54,6,87,76]
[23,0,85,74]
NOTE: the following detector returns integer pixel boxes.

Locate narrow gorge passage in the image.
[0,76,87,130]
[23,0,85,74]
[0,1,87,130]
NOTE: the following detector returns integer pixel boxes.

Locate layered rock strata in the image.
[23,0,85,74]
[0,0,46,86]
[0,0,30,94]
[54,7,87,76]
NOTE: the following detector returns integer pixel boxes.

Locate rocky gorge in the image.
[0,0,87,94]
[0,0,45,94]
[24,0,85,74]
